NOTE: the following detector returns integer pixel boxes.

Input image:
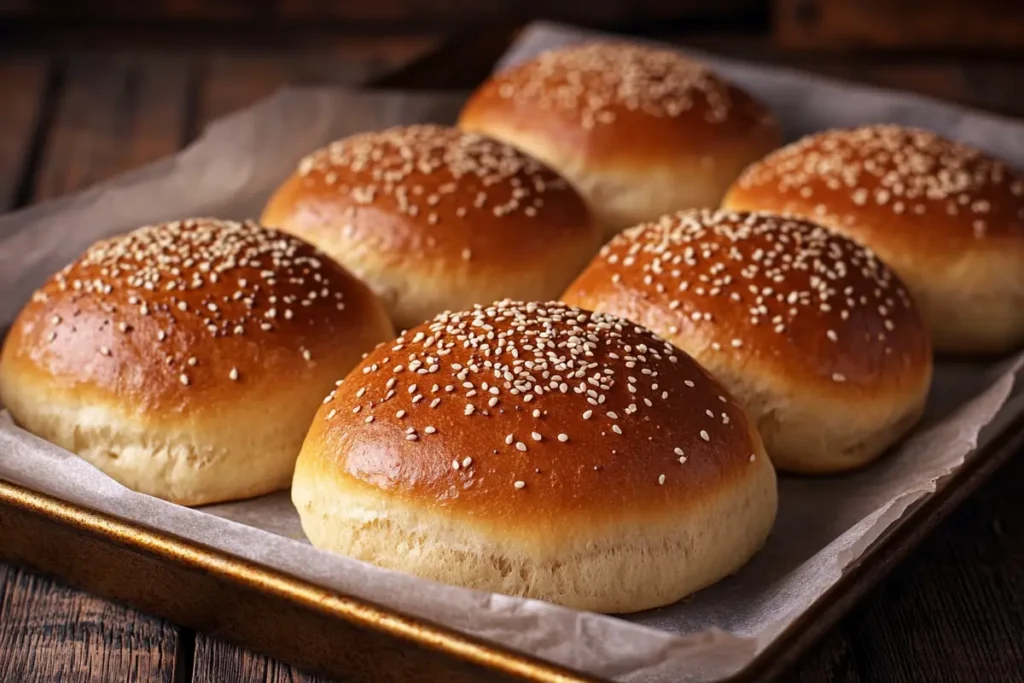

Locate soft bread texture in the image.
[562,210,933,474]
[261,125,599,331]
[293,301,777,613]
[723,124,1024,354]
[458,41,782,237]
[0,218,394,506]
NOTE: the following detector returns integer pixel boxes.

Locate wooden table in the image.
[1,29,1023,683]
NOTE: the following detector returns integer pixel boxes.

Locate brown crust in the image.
[723,124,1024,259]
[0,218,393,416]
[561,210,932,396]
[260,125,598,329]
[299,301,767,528]
[459,41,780,170]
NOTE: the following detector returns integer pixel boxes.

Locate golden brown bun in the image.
[458,41,782,237]
[261,124,600,331]
[723,124,1024,354]
[0,218,394,506]
[562,210,933,474]
[293,300,777,613]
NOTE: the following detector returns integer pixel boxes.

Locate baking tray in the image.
[2,26,1024,683]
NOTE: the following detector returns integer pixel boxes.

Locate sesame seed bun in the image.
[562,210,933,474]
[292,300,777,613]
[0,218,394,506]
[261,124,600,332]
[457,41,782,238]
[722,124,1024,354]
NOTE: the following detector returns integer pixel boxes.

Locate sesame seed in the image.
[396,410,406,418]
[464,404,475,416]
[658,474,666,485]
[462,457,472,468]
[179,373,190,386]
[700,430,709,441]
[557,433,569,442]
[516,442,527,452]
[229,368,239,381]
[365,415,374,423]
[531,432,542,441]
[99,346,111,356]
[674,447,684,456]
[514,480,526,489]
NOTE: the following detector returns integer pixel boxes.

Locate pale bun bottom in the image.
[911,270,1024,355]
[699,353,930,474]
[291,445,778,614]
[2,372,329,506]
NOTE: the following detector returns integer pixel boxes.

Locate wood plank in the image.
[0,564,184,682]
[196,39,439,128]
[2,0,761,24]
[790,628,862,683]
[836,449,1024,682]
[32,53,193,202]
[0,58,49,210]
[774,0,1024,49]
[0,48,194,683]
[193,637,333,683]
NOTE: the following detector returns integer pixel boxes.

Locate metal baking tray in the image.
[3,26,1024,683]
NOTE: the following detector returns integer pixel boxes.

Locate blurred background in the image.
[0,0,1022,212]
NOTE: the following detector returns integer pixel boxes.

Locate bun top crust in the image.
[301,300,766,526]
[459,41,780,164]
[262,124,593,269]
[562,210,931,393]
[2,218,392,415]
[724,124,1024,254]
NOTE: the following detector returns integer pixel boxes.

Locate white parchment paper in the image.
[2,22,1024,682]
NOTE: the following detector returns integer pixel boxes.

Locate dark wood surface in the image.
[0,28,1023,683]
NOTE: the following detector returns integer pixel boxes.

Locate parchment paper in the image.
[2,21,1024,682]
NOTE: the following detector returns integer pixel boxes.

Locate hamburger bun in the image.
[562,210,933,474]
[292,300,777,613]
[458,41,782,237]
[723,124,1024,354]
[0,218,394,505]
[261,124,599,331]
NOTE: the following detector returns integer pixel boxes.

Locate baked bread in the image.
[261,124,599,331]
[292,300,777,613]
[458,41,782,237]
[723,124,1024,354]
[0,218,394,506]
[562,210,933,473]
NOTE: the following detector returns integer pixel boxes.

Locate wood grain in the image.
[197,38,438,128]
[0,58,49,209]
[774,0,1024,49]
[32,54,193,202]
[0,564,183,683]
[840,449,1024,683]
[2,0,762,24]
[193,637,333,683]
